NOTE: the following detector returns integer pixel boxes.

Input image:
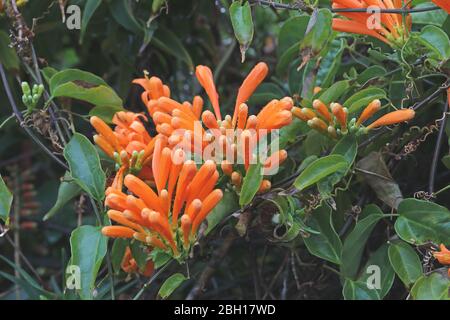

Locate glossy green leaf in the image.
[158,273,187,299]
[303,204,342,264]
[229,1,254,62]
[342,279,381,300]
[63,133,106,201]
[69,225,107,300]
[418,25,450,61]
[206,190,239,235]
[317,80,350,105]
[341,205,384,279]
[411,272,450,300]
[301,9,333,54]
[49,69,108,92]
[52,82,122,107]
[358,244,395,299]
[345,87,387,114]
[317,39,345,88]
[111,238,128,274]
[356,66,387,85]
[80,0,102,43]
[394,198,450,246]
[294,154,348,191]
[43,172,82,221]
[277,16,309,57]
[239,163,263,206]
[109,0,143,35]
[0,174,12,224]
[152,27,194,71]
[151,249,172,269]
[318,135,357,196]
[388,241,422,287]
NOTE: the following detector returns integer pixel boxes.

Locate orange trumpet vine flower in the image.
[90,112,155,175]
[434,244,450,265]
[432,0,450,14]
[121,247,155,277]
[331,0,411,47]
[134,63,293,192]
[292,97,415,137]
[101,137,224,258]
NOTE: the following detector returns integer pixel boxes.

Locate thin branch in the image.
[428,102,448,194]
[250,1,441,14]
[0,63,69,170]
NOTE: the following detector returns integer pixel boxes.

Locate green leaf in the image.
[317,39,345,88]
[206,190,239,235]
[294,154,348,191]
[111,238,128,274]
[345,87,387,114]
[418,25,450,61]
[411,273,450,300]
[239,163,263,206]
[388,241,422,287]
[151,249,172,269]
[43,172,82,221]
[0,31,19,70]
[69,225,107,300]
[317,80,350,105]
[63,133,106,201]
[412,3,448,27]
[356,66,387,85]
[80,0,102,43]
[342,279,381,300]
[300,9,333,54]
[277,16,309,57]
[41,67,58,84]
[356,151,403,209]
[303,204,342,264]
[52,82,122,107]
[341,205,384,279]
[152,27,194,71]
[158,273,187,299]
[358,244,395,299]
[89,105,126,124]
[109,0,143,35]
[318,135,357,196]
[229,1,254,62]
[394,198,450,246]
[0,174,13,224]
[50,69,108,92]
[49,69,122,107]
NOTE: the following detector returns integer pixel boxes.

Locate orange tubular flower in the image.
[101,137,224,258]
[121,247,155,277]
[293,97,415,137]
[366,109,415,129]
[432,0,450,14]
[331,0,411,47]
[434,244,450,265]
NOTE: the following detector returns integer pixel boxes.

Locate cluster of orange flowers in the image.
[134,62,293,191]
[433,244,450,277]
[292,98,415,138]
[91,62,294,272]
[331,0,411,47]
[102,139,223,259]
